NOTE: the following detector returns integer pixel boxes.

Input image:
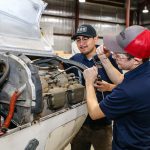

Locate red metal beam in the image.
[125,0,130,27]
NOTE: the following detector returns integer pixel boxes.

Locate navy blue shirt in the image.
[100,61,150,150]
[64,53,122,128]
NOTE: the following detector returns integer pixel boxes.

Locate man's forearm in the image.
[99,55,124,84]
[86,83,105,120]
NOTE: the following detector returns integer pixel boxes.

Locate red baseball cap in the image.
[103,25,150,58]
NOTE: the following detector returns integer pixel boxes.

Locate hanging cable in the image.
[0,59,10,87]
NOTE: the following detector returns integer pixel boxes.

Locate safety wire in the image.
[101,89,105,99]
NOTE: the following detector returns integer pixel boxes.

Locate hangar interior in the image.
[42,0,150,54]
[0,1,150,150]
[41,1,150,149]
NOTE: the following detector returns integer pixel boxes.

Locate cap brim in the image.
[71,34,93,40]
[103,35,124,53]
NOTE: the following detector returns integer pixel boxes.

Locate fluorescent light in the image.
[79,0,86,2]
[142,6,149,13]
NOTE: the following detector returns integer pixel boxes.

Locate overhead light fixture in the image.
[142,6,149,13]
[79,0,86,3]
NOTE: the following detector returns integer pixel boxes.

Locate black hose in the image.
[0,60,10,87]
[28,64,43,114]
[32,56,88,71]
[51,66,83,79]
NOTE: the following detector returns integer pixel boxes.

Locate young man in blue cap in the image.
[65,24,122,150]
[83,25,150,150]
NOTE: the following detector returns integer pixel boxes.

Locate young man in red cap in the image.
[64,24,122,150]
[83,25,150,150]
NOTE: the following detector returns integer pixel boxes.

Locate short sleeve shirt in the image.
[100,61,150,150]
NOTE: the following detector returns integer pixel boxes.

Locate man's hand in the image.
[94,80,116,92]
[96,45,110,59]
[83,66,98,85]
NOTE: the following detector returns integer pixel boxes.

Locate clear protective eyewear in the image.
[112,53,129,59]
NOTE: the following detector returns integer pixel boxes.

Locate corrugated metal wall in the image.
[41,0,74,52]
[79,3,125,36]
[41,0,126,52]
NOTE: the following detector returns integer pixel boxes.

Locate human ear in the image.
[133,58,143,65]
[94,36,99,43]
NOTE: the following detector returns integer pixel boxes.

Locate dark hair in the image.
[126,53,134,60]
[126,53,149,62]
[142,58,149,62]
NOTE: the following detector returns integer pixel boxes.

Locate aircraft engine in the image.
[0,53,85,130]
